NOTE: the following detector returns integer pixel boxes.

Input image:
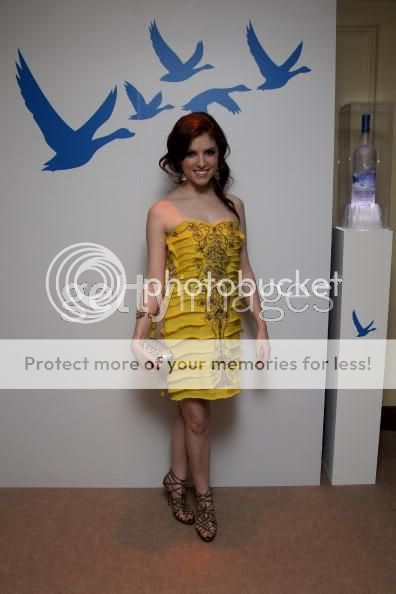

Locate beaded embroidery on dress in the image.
[149,220,245,401]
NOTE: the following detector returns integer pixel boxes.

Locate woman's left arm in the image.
[230,195,271,362]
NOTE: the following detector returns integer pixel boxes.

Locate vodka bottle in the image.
[351,113,377,204]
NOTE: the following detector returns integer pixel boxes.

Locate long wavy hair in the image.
[159,112,240,223]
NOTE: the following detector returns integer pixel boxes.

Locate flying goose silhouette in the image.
[15,50,135,171]
[124,81,174,119]
[182,85,251,114]
[246,20,311,90]
[352,310,376,337]
[149,20,214,82]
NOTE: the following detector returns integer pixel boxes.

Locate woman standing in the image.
[133,112,270,542]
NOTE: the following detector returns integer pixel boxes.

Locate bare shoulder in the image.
[148,188,183,214]
[226,193,245,214]
[148,199,165,216]
[146,199,170,225]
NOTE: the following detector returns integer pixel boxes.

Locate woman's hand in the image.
[255,328,271,366]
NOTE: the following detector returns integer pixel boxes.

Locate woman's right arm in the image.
[132,205,167,340]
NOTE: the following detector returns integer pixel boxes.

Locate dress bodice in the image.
[165,219,245,283]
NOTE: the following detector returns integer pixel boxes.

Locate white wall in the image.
[0,0,336,486]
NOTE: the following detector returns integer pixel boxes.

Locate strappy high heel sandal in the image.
[194,486,217,542]
[162,468,195,525]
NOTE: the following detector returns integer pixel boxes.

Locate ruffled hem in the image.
[161,387,241,401]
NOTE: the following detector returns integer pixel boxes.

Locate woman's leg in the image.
[179,398,216,541]
[170,403,189,479]
[163,403,194,525]
[179,398,211,493]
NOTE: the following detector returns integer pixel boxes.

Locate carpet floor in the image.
[0,431,395,594]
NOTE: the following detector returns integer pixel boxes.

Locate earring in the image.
[179,173,187,182]
[214,168,220,181]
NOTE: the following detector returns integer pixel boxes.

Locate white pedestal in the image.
[322,226,393,484]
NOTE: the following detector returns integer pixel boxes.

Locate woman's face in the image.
[181,133,219,186]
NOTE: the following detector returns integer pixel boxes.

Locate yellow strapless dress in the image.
[149,219,245,401]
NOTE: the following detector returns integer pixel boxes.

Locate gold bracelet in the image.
[136,308,159,319]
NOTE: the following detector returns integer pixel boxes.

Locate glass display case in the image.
[336,102,393,230]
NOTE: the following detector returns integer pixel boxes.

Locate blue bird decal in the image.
[15,50,135,171]
[124,81,174,120]
[352,310,376,337]
[149,20,214,82]
[246,20,311,90]
[182,85,251,114]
